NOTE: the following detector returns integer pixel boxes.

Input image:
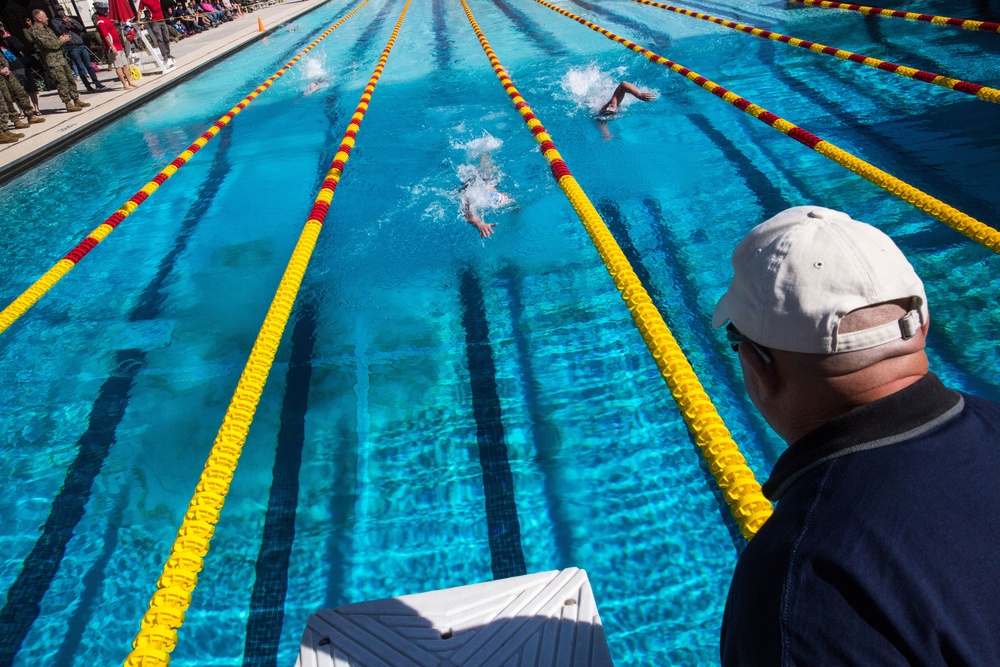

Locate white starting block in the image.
[295,568,614,666]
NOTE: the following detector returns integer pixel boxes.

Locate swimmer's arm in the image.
[463,198,496,238]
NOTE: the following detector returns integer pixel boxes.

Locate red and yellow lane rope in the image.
[123,2,410,665]
[532,0,1000,254]
[0,0,371,338]
[459,0,772,539]
[633,0,1000,104]
[789,0,1000,33]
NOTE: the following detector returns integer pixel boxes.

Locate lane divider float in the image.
[789,0,1000,33]
[0,0,371,338]
[632,0,1000,104]
[122,1,411,665]
[460,0,772,539]
[531,0,1000,254]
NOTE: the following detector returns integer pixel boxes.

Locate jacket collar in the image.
[763,373,963,501]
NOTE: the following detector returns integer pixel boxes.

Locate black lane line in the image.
[498,264,576,568]
[323,418,359,608]
[598,198,748,552]
[640,195,780,459]
[684,112,788,216]
[433,0,452,68]
[51,485,130,666]
[348,0,399,62]
[459,268,527,580]
[242,300,318,667]
[567,0,672,49]
[0,129,235,667]
[490,0,570,58]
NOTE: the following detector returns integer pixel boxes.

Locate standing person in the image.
[714,206,1000,665]
[94,2,137,90]
[0,86,24,142]
[51,7,107,92]
[28,9,89,112]
[0,32,44,115]
[0,50,45,125]
[136,0,175,68]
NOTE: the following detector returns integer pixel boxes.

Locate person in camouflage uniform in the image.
[0,90,24,142]
[0,51,45,128]
[28,9,90,112]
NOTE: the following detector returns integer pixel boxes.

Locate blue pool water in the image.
[0,0,998,663]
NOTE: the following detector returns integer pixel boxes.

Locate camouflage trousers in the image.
[0,72,35,118]
[42,51,79,104]
[0,89,11,127]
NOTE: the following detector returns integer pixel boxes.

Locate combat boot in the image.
[75,99,91,107]
[13,119,29,129]
[27,114,45,124]
[0,130,19,143]
[66,101,83,112]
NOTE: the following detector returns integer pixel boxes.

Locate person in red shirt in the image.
[136,0,174,67]
[94,2,137,90]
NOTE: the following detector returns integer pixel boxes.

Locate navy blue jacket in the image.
[722,374,1000,666]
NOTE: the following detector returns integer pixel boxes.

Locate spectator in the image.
[136,0,175,68]
[0,48,44,124]
[51,7,106,92]
[94,2,137,90]
[715,206,1000,665]
[28,9,89,112]
[0,32,43,116]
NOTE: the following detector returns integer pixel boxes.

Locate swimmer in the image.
[460,153,511,238]
[304,78,329,95]
[599,81,655,116]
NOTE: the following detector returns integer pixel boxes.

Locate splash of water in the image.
[452,131,504,159]
[561,64,637,115]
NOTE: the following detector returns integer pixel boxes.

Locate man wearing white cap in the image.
[714,207,1000,665]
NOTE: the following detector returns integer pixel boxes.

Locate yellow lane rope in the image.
[531,0,1000,254]
[0,0,371,338]
[123,2,411,665]
[632,0,1000,104]
[789,0,1000,33]
[459,0,772,539]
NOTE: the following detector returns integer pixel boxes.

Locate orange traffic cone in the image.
[257,17,265,31]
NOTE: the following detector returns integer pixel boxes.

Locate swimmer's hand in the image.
[473,219,496,238]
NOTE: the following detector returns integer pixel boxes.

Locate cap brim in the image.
[712,291,731,328]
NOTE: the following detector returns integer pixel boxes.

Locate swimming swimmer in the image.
[599,81,655,116]
[460,153,511,238]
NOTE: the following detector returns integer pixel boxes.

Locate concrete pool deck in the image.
[0,0,334,183]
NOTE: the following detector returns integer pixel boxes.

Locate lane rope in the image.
[0,0,371,338]
[460,0,772,539]
[122,1,411,665]
[531,0,1000,254]
[632,0,1000,104]
[788,0,1000,33]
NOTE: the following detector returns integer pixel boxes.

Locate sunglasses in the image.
[725,323,772,364]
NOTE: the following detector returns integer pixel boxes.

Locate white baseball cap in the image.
[712,206,928,354]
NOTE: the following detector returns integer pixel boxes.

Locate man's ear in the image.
[740,344,778,399]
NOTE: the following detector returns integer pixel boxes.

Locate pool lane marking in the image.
[459,0,773,540]
[124,1,411,664]
[531,0,1000,255]
[0,0,372,339]
[459,268,528,580]
[241,299,317,667]
[789,0,1000,33]
[632,0,1000,104]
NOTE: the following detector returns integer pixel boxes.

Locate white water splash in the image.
[452,131,504,159]
[560,64,636,114]
[301,56,331,95]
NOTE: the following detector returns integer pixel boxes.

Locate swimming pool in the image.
[0,0,997,663]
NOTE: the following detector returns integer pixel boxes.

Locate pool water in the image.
[0,0,998,664]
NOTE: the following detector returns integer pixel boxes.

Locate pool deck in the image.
[0,0,331,184]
